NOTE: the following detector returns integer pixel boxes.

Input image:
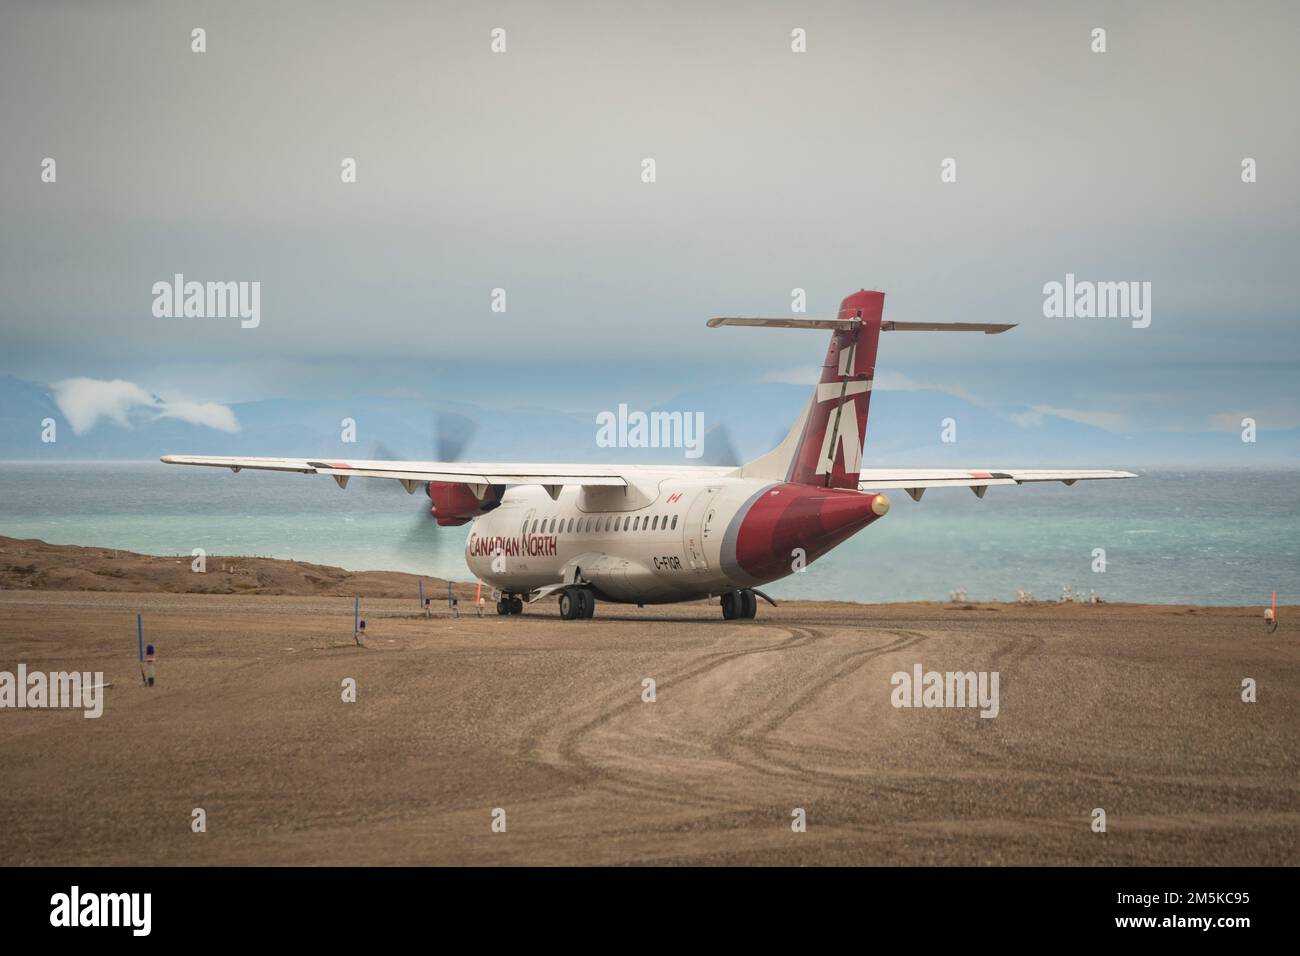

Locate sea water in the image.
[0,463,1294,606]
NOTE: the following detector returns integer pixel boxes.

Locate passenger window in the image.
[671,515,678,530]
[531,520,538,534]
[623,517,631,531]
[567,518,574,533]
[652,516,659,530]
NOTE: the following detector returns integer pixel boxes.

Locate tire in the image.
[721,591,739,620]
[740,590,757,619]
[582,591,596,618]
[559,589,576,620]
[510,597,523,615]
[573,589,591,619]
[496,598,510,616]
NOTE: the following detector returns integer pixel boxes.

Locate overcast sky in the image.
[1,0,1297,434]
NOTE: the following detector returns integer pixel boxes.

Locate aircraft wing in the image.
[857,469,1137,500]
[159,454,735,492]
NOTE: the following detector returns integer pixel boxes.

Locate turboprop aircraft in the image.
[162,290,1135,620]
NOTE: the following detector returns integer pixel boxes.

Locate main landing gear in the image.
[558,586,596,620]
[721,589,758,620]
[496,594,524,616]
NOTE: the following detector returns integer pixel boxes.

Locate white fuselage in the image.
[465,477,771,604]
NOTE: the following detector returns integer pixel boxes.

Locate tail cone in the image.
[726,485,889,584]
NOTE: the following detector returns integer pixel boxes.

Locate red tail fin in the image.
[787,290,883,488]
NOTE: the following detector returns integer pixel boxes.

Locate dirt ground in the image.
[1,578,1295,866]
[0,535,458,599]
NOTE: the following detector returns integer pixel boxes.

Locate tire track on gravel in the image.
[519,624,825,809]
[714,628,933,793]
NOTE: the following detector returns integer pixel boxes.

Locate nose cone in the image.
[725,484,888,585]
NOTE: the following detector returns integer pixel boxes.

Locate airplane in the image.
[162,290,1136,621]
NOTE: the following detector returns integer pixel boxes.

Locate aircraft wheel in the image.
[582,591,596,618]
[496,598,510,616]
[721,591,739,620]
[510,596,523,614]
[559,588,578,620]
[572,588,590,619]
[740,589,758,619]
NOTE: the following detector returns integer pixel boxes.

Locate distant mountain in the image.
[1,374,1295,466]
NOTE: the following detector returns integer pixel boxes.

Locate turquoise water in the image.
[0,463,1295,605]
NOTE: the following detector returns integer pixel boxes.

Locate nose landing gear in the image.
[496,594,525,615]
[721,589,758,620]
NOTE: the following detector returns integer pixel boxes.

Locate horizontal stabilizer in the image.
[706,317,857,330]
[708,317,1015,334]
[881,321,1015,334]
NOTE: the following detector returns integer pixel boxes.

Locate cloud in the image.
[1207,406,1300,432]
[872,372,986,406]
[763,368,992,405]
[1024,404,1128,432]
[156,400,241,432]
[1009,410,1044,427]
[52,379,154,433]
[52,378,240,435]
[760,366,821,386]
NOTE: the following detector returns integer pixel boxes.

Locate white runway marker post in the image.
[136,614,146,688]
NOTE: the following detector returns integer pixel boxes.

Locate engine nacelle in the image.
[426,481,503,526]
